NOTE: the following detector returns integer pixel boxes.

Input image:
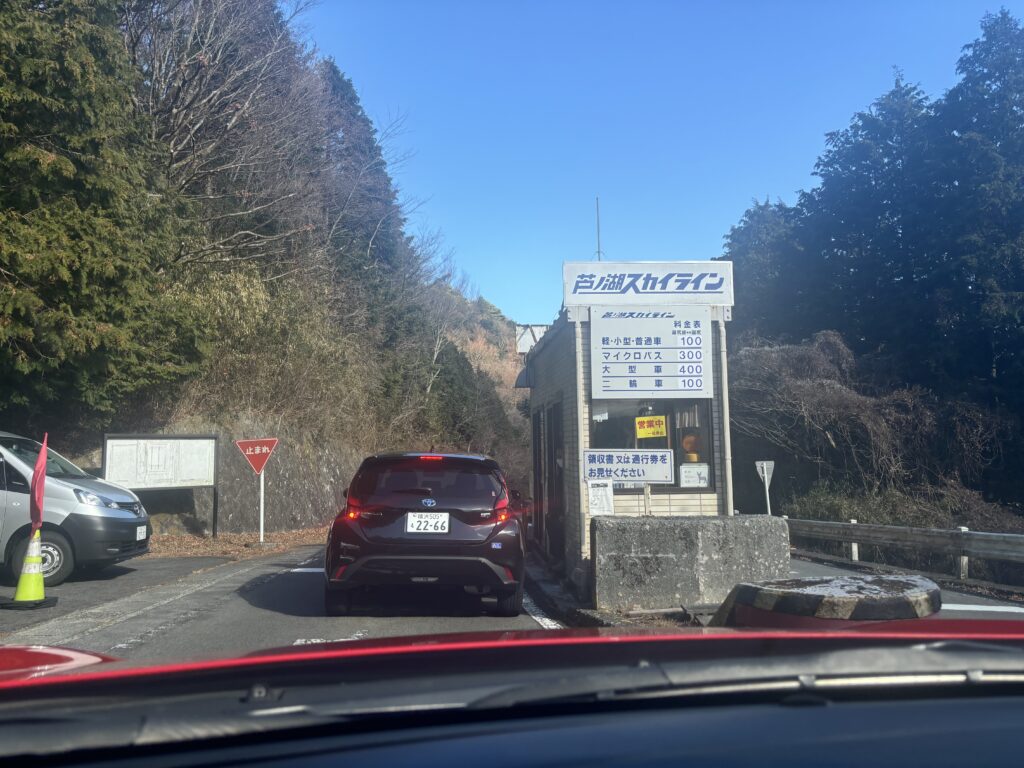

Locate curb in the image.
[524,555,614,628]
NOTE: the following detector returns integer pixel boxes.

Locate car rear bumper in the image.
[326,555,520,591]
[59,513,151,565]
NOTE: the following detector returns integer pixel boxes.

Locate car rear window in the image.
[351,457,503,506]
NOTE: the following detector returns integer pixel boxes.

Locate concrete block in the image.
[590,516,790,611]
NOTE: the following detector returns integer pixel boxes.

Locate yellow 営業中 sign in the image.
[635,415,667,439]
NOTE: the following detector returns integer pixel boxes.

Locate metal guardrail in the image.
[784,517,1024,580]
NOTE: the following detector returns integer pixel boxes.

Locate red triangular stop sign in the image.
[235,438,279,475]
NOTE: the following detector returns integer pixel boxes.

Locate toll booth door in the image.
[545,402,565,563]
[531,411,544,546]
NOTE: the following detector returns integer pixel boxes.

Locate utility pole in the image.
[595,196,604,261]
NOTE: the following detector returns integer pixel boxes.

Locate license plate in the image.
[405,512,449,534]
[136,525,147,541]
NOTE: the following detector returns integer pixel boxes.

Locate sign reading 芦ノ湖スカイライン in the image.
[590,306,713,399]
[584,449,674,484]
[563,261,734,307]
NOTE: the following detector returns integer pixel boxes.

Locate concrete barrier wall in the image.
[590,515,790,611]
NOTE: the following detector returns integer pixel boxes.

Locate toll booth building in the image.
[518,261,738,594]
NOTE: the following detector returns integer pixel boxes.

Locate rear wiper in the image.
[393,487,433,495]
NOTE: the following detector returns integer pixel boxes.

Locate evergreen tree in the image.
[0,0,198,425]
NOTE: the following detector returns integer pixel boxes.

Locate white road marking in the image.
[523,593,563,630]
[942,603,1024,614]
[289,567,323,573]
[293,630,369,645]
[334,629,369,642]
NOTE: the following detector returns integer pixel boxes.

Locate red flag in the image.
[29,433,47,530]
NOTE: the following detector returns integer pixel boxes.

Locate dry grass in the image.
[143,526,328,560]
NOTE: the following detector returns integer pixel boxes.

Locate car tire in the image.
[10,530,75,587]
[495,582,523,617]
[324,587,352,616]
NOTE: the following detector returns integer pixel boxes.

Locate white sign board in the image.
[590,306,713,399]
[587,480,615,516]
[756,460,775,486]
[584,449,674,484]
[564,261,734,307]
[104,436,217,490]
[679,463,711,489]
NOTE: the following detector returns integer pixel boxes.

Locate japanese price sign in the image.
[235,438,278,475]
[590,306,714,399]
[635,415,667,439]
[583,450,674,484]
[564,261,734,307]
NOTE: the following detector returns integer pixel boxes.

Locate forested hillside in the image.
[725,12,1024,545]
[0,0,525,531]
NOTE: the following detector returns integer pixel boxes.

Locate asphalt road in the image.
[5,550,1024,664]
[1,547,558,661]
[790,559,1024,620]
[0,555,230,636]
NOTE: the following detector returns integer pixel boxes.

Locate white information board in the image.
[104,435,217,490]
[587,480,615,516]
[584,449,674,484]
[564,261,734,307]
[679,463,711,489]
[590,306,713,399]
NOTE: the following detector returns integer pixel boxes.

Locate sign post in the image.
[235,438,279,542]
[755,460,775,516]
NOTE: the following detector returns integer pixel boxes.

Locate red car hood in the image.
[0,646,116,682]
[4,619,1024,690]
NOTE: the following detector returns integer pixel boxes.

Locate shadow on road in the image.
[1,563,137,587]
[237,570,502,619]
[66,564,137,583]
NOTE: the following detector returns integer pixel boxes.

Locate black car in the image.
[325,453,526,616]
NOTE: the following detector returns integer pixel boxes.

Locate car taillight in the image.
[419,455,444,461]
[494,495,509,522]
[339,499,363,521]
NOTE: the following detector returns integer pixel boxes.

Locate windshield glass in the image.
[350,458,503,507]
[3,0,1024,756]
[0,438,89,479]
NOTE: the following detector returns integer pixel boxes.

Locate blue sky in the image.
[303,0,1024,324]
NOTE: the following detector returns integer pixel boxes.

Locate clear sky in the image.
[303,0,1024,324]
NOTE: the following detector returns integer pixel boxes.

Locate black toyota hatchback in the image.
[325,453,526,616]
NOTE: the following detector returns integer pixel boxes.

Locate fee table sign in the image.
[590,306,713,399]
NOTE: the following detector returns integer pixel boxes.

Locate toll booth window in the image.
[590,400,714,491]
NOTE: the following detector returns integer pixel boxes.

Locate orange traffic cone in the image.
[0,530,57,610]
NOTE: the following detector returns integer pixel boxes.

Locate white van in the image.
[0,432,150,586]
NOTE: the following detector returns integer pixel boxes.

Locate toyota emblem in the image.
[421,498,437,507]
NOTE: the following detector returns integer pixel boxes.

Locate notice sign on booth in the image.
[635,415,667,439]
[584,449,674,484]
[591,306,713,399]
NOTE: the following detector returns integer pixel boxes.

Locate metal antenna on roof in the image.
[595,196,604,262]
